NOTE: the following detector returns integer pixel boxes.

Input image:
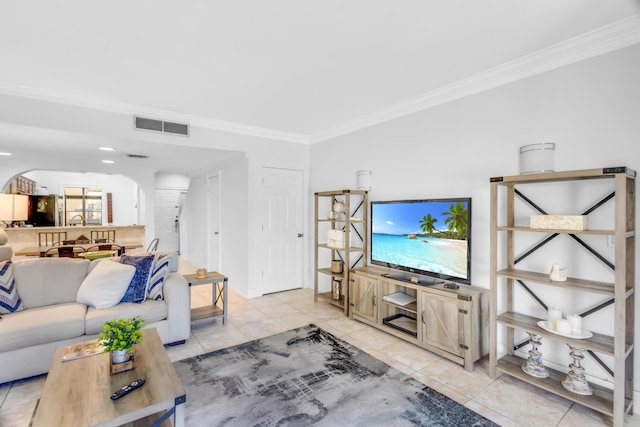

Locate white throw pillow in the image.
[76,259,136,309]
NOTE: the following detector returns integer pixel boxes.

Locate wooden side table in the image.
[182,271,228,324]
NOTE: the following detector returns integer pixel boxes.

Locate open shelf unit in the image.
[314,190,368,315]
[489,167,635,426]
[380,283,419,337]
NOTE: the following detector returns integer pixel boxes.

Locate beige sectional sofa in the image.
[0,254,190,384]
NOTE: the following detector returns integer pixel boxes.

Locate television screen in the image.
[370,198,471,285]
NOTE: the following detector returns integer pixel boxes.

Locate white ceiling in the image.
[1,1,639,176]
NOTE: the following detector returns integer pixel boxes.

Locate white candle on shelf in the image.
[548,307,562,330]
[556,319,572,335]
[567,314,583,335]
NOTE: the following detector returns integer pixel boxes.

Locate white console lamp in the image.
[0,194,29,261]
[0,227,10,262]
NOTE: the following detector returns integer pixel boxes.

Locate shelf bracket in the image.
[350,222,364,242]
[517,279,549,311]
[587,350,614,377]
[514,233,558,265]
[351,199,365,218]
[580,298,614,317]
[350,253,363,270]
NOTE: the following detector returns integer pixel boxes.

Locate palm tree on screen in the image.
[442,202,468,239]
[419,214,438,236]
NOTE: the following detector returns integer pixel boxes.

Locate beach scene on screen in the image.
[371,200,469,279]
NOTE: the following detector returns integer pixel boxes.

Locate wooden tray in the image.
[110,351,135,375]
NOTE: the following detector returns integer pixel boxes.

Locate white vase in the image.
[111,349,131,364]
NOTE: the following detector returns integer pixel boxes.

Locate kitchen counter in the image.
[4,225,145,257]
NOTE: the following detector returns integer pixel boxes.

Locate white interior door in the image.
[207,174,221,272]
[154,188,181,252]
[261,167,303,294]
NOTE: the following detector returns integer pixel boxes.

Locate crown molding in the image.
[0,83,310,145]
[1,14,638,146]
[311,14,640,143]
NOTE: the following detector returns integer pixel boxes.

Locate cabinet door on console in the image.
[351,274,378,322]
[421,293,464,357]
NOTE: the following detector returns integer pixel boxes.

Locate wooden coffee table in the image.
[31,328,186,427]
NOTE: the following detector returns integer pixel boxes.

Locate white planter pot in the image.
[111,349,131,364]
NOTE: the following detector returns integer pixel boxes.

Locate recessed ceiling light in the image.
[99,147,116,152]
[102,160,114,164]
[0,152,12,156]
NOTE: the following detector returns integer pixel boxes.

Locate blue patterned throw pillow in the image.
[119,254,155,303]
[146,253,170,300]
[0,261,25,314]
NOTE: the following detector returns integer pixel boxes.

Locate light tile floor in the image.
[2,267,640,426]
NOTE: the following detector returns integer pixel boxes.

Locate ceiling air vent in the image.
[135,117,163,132]
[127,154,149,159]
[163,121,189,136]
[134,116,189,136]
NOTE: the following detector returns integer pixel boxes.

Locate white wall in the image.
[310,44,640,392]
[155,173,190,190]
[183,152,250,296]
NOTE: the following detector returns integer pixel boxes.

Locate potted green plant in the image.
[99,316,144,364]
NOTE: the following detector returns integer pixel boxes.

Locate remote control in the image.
[111,378,146,400]
[443,283,459,290]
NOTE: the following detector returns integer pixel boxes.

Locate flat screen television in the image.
[370,198,471,285]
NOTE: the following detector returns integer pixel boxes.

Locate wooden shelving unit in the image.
[489,167,635,426]
[314,190,368,316]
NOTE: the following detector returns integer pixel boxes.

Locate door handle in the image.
[297,233,303,238]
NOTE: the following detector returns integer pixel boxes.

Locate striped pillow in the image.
[0,261,25,314]
[146,253,171,300]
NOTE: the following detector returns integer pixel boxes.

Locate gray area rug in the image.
[174,324,497,426]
